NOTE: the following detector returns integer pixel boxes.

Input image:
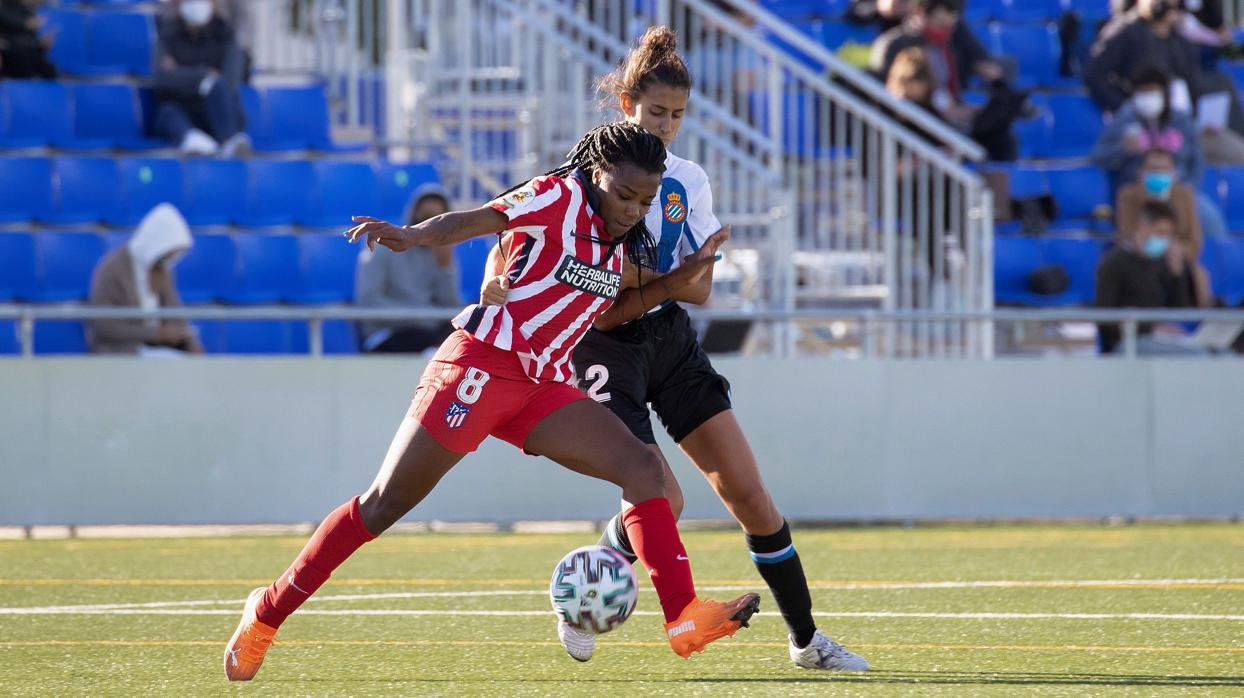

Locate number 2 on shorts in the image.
[456,367,491,404]
[584,364,611,403]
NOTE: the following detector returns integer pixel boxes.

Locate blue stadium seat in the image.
[1063,0,1111,22]
[240,83,263,142]
[0,81,82,149]
[455,238,491,305]
[1038,237,1104,305]
[820,23,878,50]
[323,319,359,354]
[987,23,1061,87]
[220,234,299,304]
[89,11,155,76]
[1209,237,1244,305]
[1217,166,1244,230]
[254,85,333,151]
[190,320,224,354]
[288,234,359,304]
[995,0,1059,23]
[112,158,185,227]
[72,83,163,150]
[993,235,1042,305]
[241,160,315,227]
[0,319,19,356]
[221,320,309,354]
[1046,166,1108,221]
[0,233,35,302]
[305,161,379,229]
[183,159,248,226]
[33,321,88,355]
[1199,166,1223,210]
[27,232,106,302]
[175,234,235,304]
[1042,94,1103,158]
[1007,164,1049,199]
[40,9,92,76]
[0,158,53,223]
[376,161,440,222]
[46,157,121,225]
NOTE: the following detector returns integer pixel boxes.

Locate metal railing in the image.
[245,0,995,357]
[4,306,1241,360]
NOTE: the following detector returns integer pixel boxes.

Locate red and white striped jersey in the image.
[453,172,624,383]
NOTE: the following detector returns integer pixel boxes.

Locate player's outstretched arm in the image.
[346,205,508,252]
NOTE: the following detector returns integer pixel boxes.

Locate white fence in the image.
[1,356,1240,525]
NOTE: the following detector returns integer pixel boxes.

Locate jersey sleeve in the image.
[676,166,722,258]
[486,175,567,234]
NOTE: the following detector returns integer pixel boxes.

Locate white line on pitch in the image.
[2,607,1242,621]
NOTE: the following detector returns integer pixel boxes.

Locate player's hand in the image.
[156,323,188,346]
[480,275,510,306]
[346,216,417,252]
[665,226,729,291]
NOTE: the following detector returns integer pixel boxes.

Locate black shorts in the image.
[572,304,732,444]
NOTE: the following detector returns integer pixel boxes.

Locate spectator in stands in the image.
[1090,66,1203,190]
[870,0,1006,103]
[883,44,1023,161]
[88,204,203,356]
[154,0,250,156]
[1087,0,1244,141]
[1095,200,1210,355]
[354,184,460,353]
[0,0,56,79]
[845,0,909,33]
[1117,149,1204,258]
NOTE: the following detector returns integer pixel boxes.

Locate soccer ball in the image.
[549,545,638,635]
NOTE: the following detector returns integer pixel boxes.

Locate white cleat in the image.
[557,621,596,662]
[790,630,870,671]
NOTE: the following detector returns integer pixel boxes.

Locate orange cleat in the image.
[664,592,761,659]
[223,587,278,681]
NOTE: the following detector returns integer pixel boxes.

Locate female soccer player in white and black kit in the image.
[481,27,868,672]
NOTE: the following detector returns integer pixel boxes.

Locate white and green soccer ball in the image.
[549,545,638,635]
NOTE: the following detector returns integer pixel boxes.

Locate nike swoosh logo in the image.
[676,555,689,561]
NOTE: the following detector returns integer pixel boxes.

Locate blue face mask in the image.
[1143,172,1174,200]
[1144,235,1170,259]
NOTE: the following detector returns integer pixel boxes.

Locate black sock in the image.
[747,520,816,648]
[597,513,638,564]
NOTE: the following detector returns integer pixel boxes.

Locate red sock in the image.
[254,496,377,628]
[622,497,696,622]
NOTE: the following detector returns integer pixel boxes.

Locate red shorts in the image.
[410,330,589,454]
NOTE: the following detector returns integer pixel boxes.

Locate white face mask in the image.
[1134,91,1165,119]
[180,0,214,27]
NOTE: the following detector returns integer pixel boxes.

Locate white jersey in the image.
[647,152,720,275]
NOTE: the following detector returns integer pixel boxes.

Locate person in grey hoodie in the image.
[354,184,460,353]
[88,203,203,355]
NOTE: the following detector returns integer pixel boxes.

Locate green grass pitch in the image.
[1,524,1242,696]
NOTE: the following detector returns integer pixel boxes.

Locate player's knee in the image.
[357,490,411,535]
[730,486,776,526]
[614,446,664,493]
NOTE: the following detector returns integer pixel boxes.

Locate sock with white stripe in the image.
[597,512,639,564]
[747,520,816,648]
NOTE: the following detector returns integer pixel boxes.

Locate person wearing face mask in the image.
[1117,149,1208,261]
[1091,66,1203,193]
[153,0,249,156]
[1095,200,1210,355]
[1087,0,1244,140]
[88,204,204,355]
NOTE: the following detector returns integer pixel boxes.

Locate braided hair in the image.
[498,121,666,268]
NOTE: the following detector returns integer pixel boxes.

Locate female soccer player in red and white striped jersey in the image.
[222,122,755,682]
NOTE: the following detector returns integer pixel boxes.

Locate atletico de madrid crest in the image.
[663,192,686,223]
[445,401,470,428]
